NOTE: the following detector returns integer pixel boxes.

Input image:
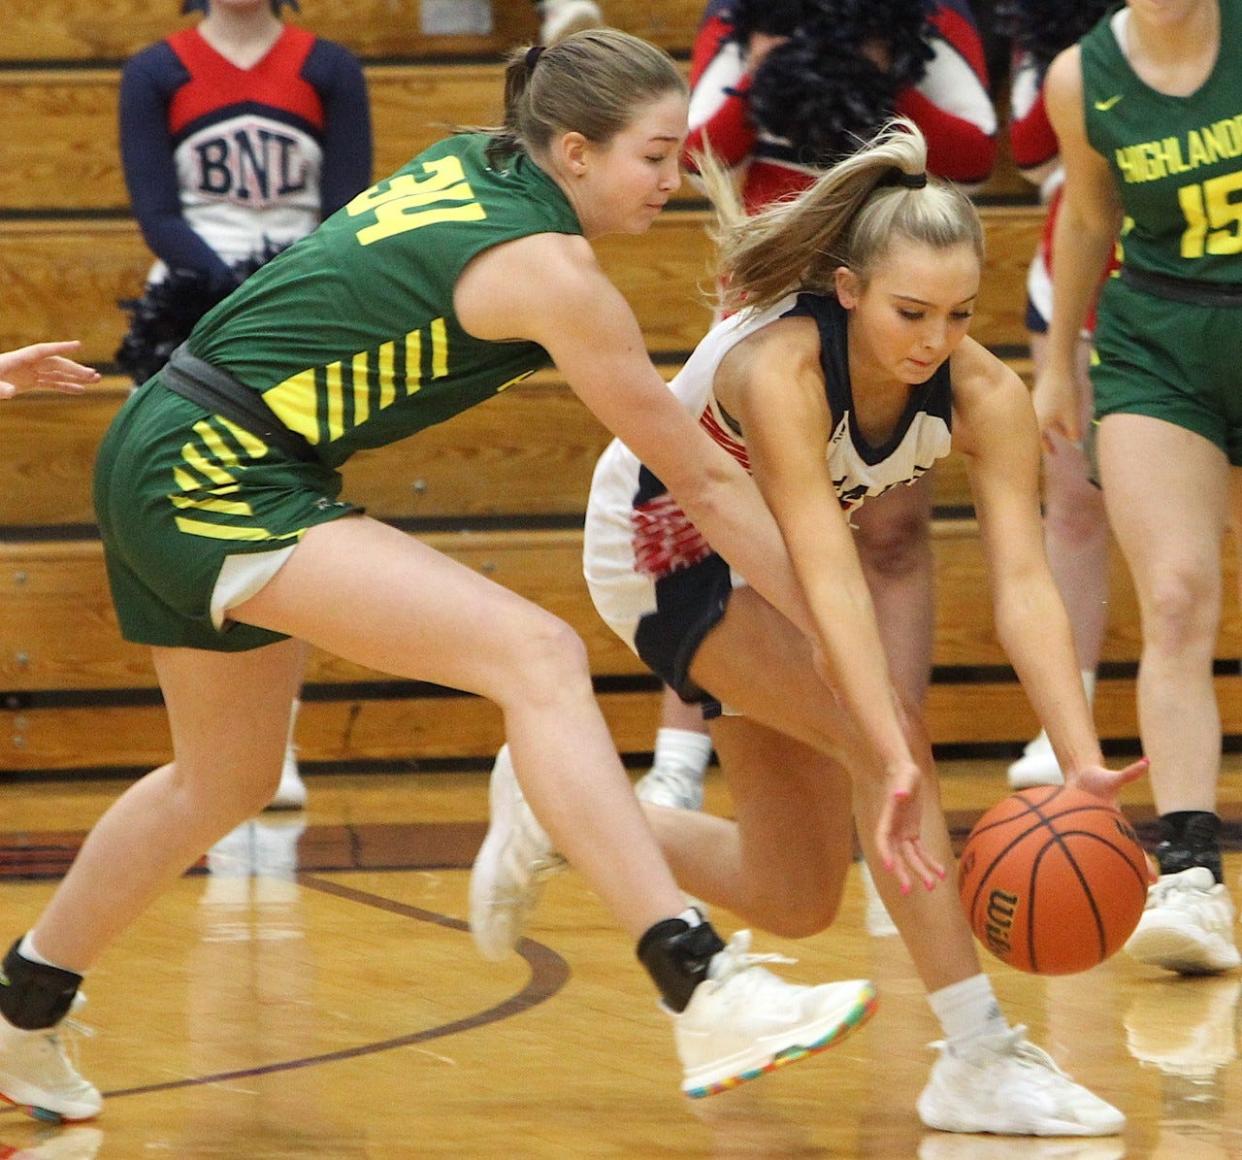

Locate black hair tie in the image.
[892,170,928,189]
[526,45,546,71]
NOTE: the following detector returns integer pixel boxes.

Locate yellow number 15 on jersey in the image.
[1179,171,1242,259]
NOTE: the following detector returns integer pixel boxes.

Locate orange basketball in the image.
[958,785,1149,975]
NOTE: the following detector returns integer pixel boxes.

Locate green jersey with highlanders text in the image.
[1081,0,1242,283]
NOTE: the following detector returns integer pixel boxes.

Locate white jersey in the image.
[584,291,953,665]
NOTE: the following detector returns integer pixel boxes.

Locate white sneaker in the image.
[1007,732,1065,789]
[1124,867,1241,975]
[538,0,604,43]
[0,1003,101,1124]
[674,931,877,1098]
[265,746,307,811]
[635,762,706,812]
[469,745,567,962]
[7,1126,105,1159]
[860,862,899,938]
[917,1026,1125,1136]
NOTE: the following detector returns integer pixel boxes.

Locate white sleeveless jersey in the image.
[584,291,954,647]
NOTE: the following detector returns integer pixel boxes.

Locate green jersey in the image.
[1081,0,1242,283]
[189,133,584,468]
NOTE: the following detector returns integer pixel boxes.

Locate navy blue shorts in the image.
[633,552,735,719]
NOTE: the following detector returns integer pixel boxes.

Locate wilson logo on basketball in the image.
[984,889,1019,959]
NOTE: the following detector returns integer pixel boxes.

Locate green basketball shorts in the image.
[93,375,360,651]
[1091,274,1242,465]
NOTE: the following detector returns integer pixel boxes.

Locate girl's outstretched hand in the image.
[1070,757,1155,881]
[873,761,946,896]
[1070,756,1150,810]
[0,341,101,399]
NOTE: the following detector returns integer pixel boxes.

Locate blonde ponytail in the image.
[698,119,983,314]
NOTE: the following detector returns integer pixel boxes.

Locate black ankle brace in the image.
[1155,811,1223,883]
[636,915,726,1014]
[0,937,83,1030]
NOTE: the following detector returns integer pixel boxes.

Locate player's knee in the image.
[507,613,593,702]
[232,776,281,820]
[762,898,840,940]
[856,514,931,579]
[1044,494,1107,547]
[1144,570,1220,649]
[750,880,843,938]
[171,759,281,819]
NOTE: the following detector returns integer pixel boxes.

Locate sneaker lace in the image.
[708,932,797,993]
[509,799,567,883]
[529,851,568,883]
[54,1016,94,1068]
[31,1014,95,1090]
[932,1025,1072,1084]
[482,851,567,914]
[1146,875,1186,908]
[992,1026,1071,1080]
[1148,871,1233,926]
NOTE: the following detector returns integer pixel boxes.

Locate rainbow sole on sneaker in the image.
[684,983,879,1099]
[0,1089,92,1124]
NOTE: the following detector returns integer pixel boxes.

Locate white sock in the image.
[651,728,712,776]
[1081,668,1096,705]
[286,697,301,748]
[928,973,1007,1051]
[18,932,77,975]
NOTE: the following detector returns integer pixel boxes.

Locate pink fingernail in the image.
[901,882,911,896]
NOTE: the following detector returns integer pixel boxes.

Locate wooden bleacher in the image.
[0,370,989,530]
[5,1,1225,778]
[0,208,1038,365]
[0,71,1033,215]
[0,0,698,216]
[4,520,1242,773]
[0,0,705,64]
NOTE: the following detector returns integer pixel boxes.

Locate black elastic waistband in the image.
[1120,265,1242,308]
[158,344,318,464]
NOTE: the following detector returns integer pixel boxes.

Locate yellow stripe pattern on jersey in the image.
[262,316,449,447]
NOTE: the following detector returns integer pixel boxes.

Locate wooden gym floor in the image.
[1,761,1241,1159]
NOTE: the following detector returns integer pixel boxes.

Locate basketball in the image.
[958,785,1149,975]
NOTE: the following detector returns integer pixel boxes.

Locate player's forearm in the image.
[994,574,1103,773]
[1045,204,1114,368]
